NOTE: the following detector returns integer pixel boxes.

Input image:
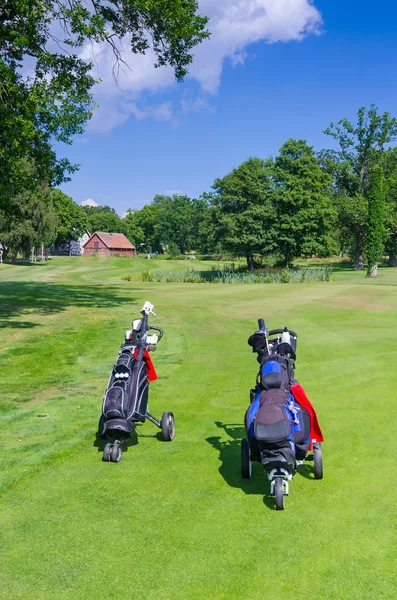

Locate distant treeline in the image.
[1,106,396,276]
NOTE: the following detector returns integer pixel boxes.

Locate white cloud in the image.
[83,0,322,132]
[82,198,98,207]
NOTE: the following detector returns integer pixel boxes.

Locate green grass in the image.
[1,256,397,599]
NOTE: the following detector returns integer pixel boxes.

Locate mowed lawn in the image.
[0,256,396,600]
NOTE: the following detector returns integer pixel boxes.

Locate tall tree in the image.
[321,105,397,269]
[124,203,161,252]
[0,0,209,190]
[52,190,88,246]
[270,139,335,266]
[85,207,124,234]
[156,194,196,254]
[191,197,216,254]
[210,158,276,270]
[379,147,397,266]
[366,167,386,277]
[0,160,57,260]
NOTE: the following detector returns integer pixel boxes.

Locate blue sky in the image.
[60,0,397,215]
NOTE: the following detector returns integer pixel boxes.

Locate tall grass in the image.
[122,264,332,284]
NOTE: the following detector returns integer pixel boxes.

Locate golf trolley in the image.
[99,301,175,462]
[242,318,323,510]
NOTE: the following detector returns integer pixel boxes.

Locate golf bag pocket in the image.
[254,389,290,444]
[115,350,134,372]
[128,360,149,421]
[260,356,292,391]
[103,382,127,419]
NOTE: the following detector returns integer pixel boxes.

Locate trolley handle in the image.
[268,328,298,338]
[148,326,164,342]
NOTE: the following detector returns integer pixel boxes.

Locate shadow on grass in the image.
[296,462,316,480]
[0,320,39,329]
[295,260,353,272]
[207,421,318,509]
[206,421,277,510]
[0,281,135,328]
[1,259,52,267]
[93,420,163,457]
[93,426,139,455]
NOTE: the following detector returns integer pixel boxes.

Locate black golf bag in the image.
[102,347,150,439]
[99,301,175,463]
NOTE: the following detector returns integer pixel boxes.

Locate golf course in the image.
[1,256,396,600]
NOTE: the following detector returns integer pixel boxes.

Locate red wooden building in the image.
[83,232,136,256]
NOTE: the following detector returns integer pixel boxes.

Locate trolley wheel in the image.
[111,443,122,463]
[274,477,285,510]
[241,438,252,479]
[103,443,112,462]
[313,442,323,479]
[161,412,175,441]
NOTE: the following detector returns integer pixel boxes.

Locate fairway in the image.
[1,257,396,600]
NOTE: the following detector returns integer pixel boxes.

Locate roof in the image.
[84,232,136,249]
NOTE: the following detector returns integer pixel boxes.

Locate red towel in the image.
[291,382,324,450]
[133,349,158,382]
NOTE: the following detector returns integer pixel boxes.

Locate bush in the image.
[130,264,332,284]
[140,270,155,282]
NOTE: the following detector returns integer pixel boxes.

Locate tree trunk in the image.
[355,253,364,270]
[246,255,254,271]
[11,252,17,264]
[367,263,378,277]
[354,233,364,270]
[388,254,397,267]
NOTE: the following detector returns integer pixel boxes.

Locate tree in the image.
[52,190,88,246]
[124,195,216,254]
[322,105,397,269]
[0,160,57,261]
[0,0,209,189]
[210,144,334,269]
[124,203,161,252]
[82,205,117,216]
[270,139,335,266]
[156,194,196,254]
[366,167,386,277]
[210,158,276,270]
[85,207,124,234]
[379,148,397,266]
[191,197,216,254]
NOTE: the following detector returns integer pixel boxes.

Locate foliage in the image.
[82,204,117,216]
[270,139,335,266]
[380,148,397,265]
[0,0,209,190]
[0,159,57,258]
[210,157,276,270]
[85,205,124,234]
[124,203,161,251]
[154,194,195,254]
[366,166,386,277]
[124,194,214,254]
[130,264,331,284]
[321,105,397,269]
[52,189,89,245]
[210,143,334,268]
